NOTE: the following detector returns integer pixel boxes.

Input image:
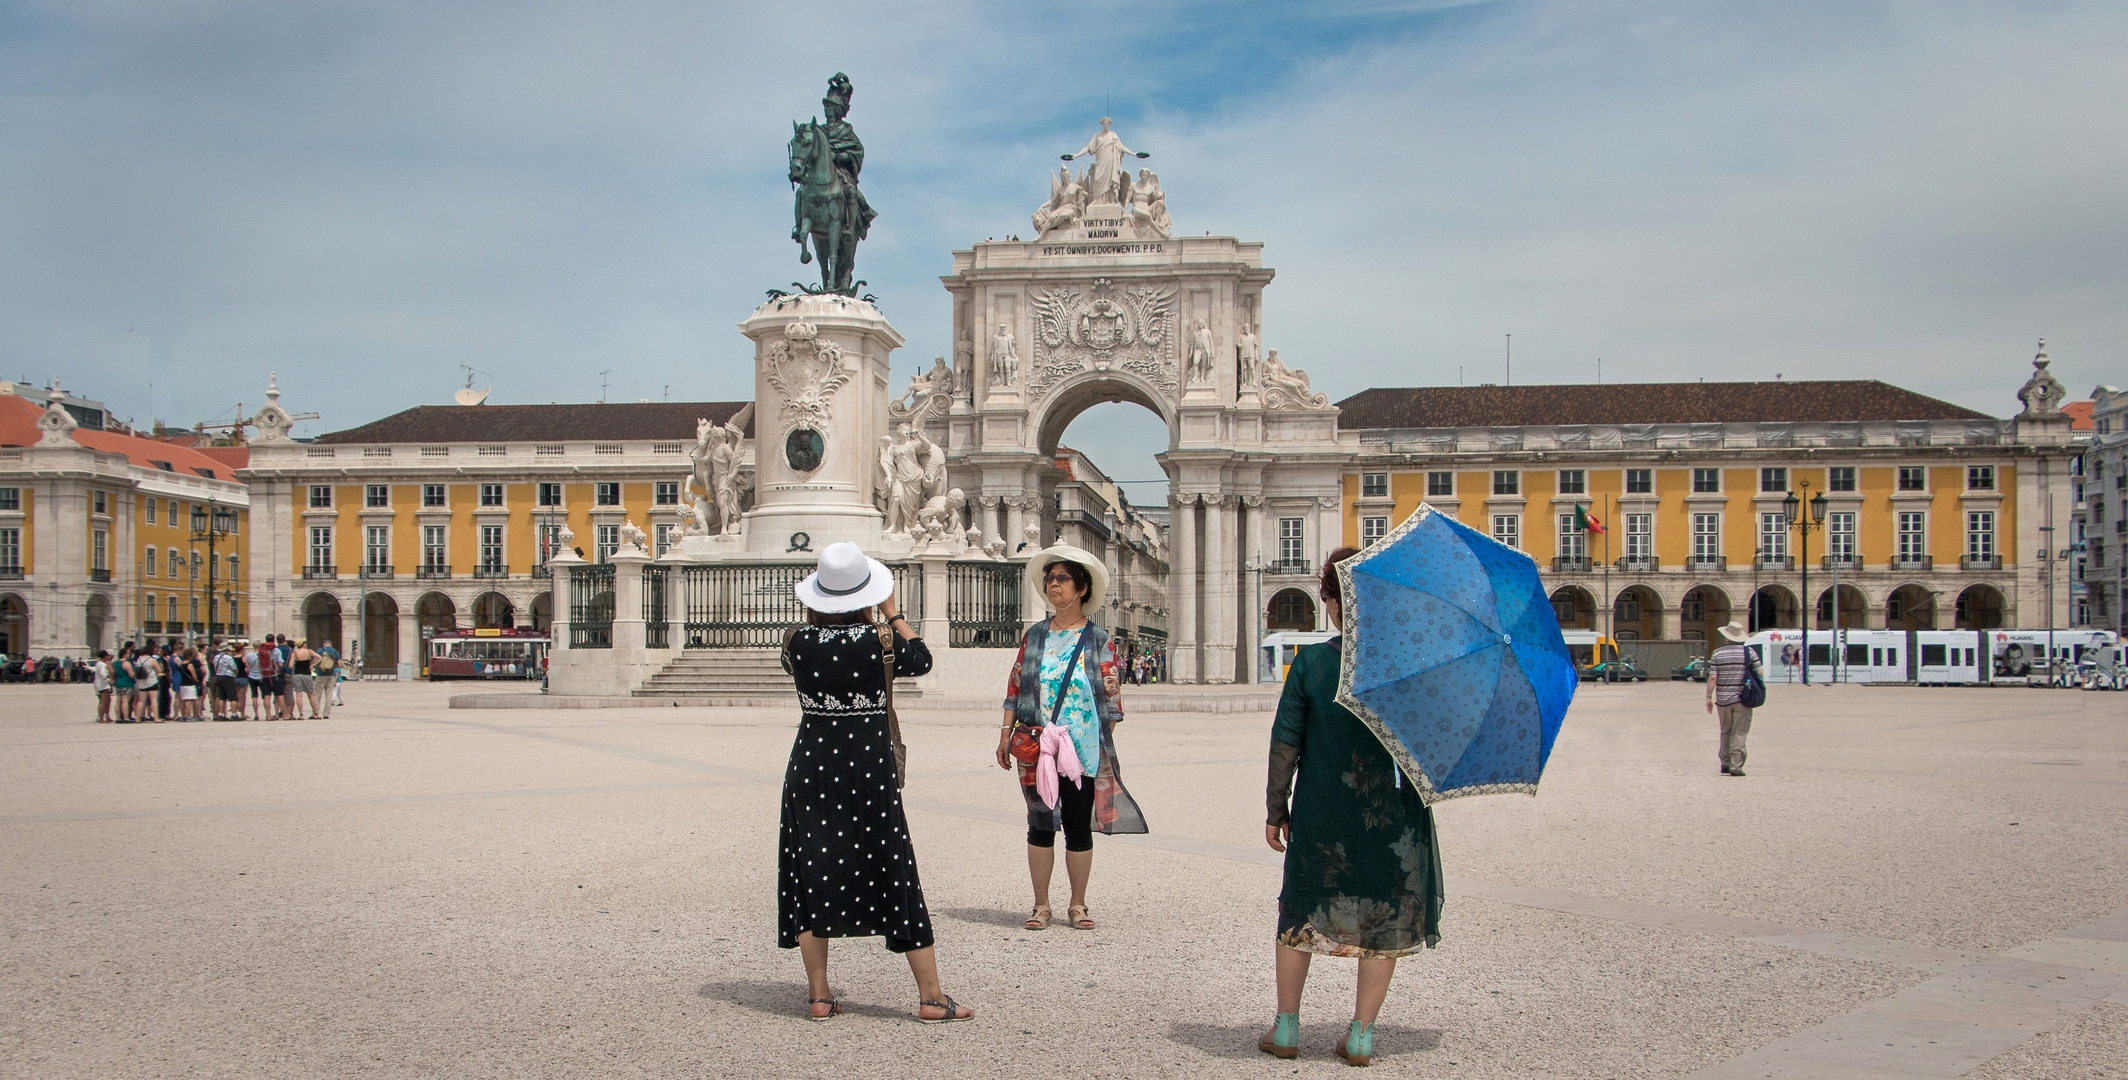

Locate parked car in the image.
[1581,659,1650,683]
[1670,658,1709,682]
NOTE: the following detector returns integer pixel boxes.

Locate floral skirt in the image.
[1276,902,1434,960]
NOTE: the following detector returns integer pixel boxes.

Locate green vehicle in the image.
[1580,659,1649,683]
[1670,658,1710,682]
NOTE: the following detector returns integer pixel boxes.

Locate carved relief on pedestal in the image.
[762,320,849,474]
[1260,349,1332,411]
[1025,277,1177,401]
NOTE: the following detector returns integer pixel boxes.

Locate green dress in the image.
[1269,638,1443,958]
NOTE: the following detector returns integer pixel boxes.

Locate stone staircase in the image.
[633,649,796,703]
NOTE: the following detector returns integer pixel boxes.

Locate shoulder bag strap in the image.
[877,624,906,788]
[1045,626,1090,729]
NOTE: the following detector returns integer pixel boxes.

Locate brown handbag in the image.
[877,624,908,789]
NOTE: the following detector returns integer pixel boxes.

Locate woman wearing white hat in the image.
[993,544,1148,932]
[779,542,973,1024]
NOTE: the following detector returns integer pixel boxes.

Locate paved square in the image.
[2,680,2122,1078]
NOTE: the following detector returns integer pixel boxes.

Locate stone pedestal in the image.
[738,294,904,556]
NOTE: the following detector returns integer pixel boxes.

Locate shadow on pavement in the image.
[1166,1021,1442,1061]
[936,906,1034,929]
[697,979,915,1022]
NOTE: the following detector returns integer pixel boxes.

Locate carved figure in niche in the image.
[1128,169,1170,238]
[953,330,975,402]
[1237,322,1261,388]
[990,323,1020,386]
[1033,166,1087,233]
[1187,318,1215,385]
[1260,348,1332,410]
[1064,117,1142,206]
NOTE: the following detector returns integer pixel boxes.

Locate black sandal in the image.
[806,996,841,1022]
[916,994,973,1024]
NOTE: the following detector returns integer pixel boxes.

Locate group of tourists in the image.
[776,540,1433,1065]
[92,635,344,722]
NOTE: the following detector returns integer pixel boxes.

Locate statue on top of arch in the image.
[1032,118,1169,240]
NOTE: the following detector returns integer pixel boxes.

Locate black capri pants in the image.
[1027,774,1096,853]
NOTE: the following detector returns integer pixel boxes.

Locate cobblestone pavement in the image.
[2,679,2122,1079]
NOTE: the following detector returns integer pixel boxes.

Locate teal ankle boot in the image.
[1336,1020,1375,1066]
[1257,1012,1299,1059]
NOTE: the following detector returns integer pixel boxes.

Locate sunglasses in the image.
[1043,571,1077,585]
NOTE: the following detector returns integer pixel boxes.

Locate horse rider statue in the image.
[789,72,877,296]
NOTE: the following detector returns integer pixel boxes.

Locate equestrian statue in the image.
[787,72,876,296]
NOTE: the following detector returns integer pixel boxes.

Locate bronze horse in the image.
[789,120,864,296]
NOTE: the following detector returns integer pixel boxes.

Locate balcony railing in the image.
[416,564,451,579]
[1684,556,1727,572]
[1755,554,1795,570]
[142,621,163,634]
[1616,555,1658,572]
[0,565,21,580]
[1266,558,1313,576]
[90,568,112,582]
[1821,556,1863,572]
[1551,556,1592,573]
[360,564,394,579]
[303,565,337,580]
[188,622,206,633]
[1961,554,2003,570]
[1889,555,1934,571]
[472,564,510,579]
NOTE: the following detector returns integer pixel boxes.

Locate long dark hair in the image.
[805,606,875,628]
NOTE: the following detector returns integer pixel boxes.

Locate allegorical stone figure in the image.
[1129,169,1171,238]
[991,324,1020,386]
[1237,322,1261,388]
[1188,319,1215,385]
[1063,117,1142,206]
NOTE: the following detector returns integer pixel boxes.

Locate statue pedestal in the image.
[738,294,903,556]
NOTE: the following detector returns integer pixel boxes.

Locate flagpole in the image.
[1602,493,1612,652]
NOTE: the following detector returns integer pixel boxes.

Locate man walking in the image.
[1706,621,1761,776]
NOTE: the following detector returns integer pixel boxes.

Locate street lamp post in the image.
[1781,483,1829,686]
[189,501,239,647]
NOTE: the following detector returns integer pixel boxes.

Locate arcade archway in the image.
[1611,584,1663,640]
[1550,585,1596,630]
[1680,584,1732,642]
[1886,584,1936,631]
[1954,584,2006,630]
[1266,587,1316,632]
[530,592,553,631]
[473,591,514,630]
[360,593,398,673]
[0,593,25,655]
[303,593,344,652]
[1750,585,1798,630]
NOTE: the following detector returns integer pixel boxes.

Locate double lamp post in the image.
[1780,481,1830,685]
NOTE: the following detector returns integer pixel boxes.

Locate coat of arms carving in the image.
[1025,278,1178,400]
[762,320,850,438]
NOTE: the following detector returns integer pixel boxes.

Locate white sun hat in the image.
[1719,620,1749,643]
[1025,544,1109,612]
[794,542,896,614]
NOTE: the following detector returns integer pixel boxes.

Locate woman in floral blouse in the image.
[993,545,1147,932]
[1260,547,1444,1067]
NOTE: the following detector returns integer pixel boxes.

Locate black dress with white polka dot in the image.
[776,624,935,953]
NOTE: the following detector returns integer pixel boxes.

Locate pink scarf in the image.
[1035,722,1085,811]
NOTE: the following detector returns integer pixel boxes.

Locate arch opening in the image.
[473,592,514,630]
[1266,587,1316,632]
[1611,584,1663,641]
[1550,585,1596,630]
[1816,584,1867,630]
[1954,584,2006,630]
[1886,584,1937,631]
[0,592,25,656]
[1750,585,1798,631]
[359,592,399,674]
[1679,585,1732,642]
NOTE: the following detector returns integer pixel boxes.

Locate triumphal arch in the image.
[906,129,1347,683]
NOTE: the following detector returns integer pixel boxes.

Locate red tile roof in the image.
[315,401,753,444]
[2064,401,2095,430]
[1335,381,1995,429]
[0,396,246,480]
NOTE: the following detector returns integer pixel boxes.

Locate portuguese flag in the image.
[1575,503,1605,535]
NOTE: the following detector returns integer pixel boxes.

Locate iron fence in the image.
[569,564,615,649]
[642,564,670,649]
[948,562,1022,648]
[677,562,923,648]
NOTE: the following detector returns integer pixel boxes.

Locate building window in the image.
[1828,511,1856,561]
[654,523,677,557]
[654,481,680,505]
[537,482,564,507]
[1759,513,1788,560]
[1967,511,1996,560]
[1558,470,1586,495]
[144,547,157,577]
[1897,511,1927,560]
[1615,594,1639,621]
[1557,514,1586,560]
[422,525,447,571]
[93,491,107,515]
[308,485,332,509]
[539,523,565,563]
[1692,468,1720,493]
[363,525,389,572]
[1828,466,1856,492]
[365,484,389,508]
[1492,471,1519,496]
[166,498,178,523]
[1361,516,1388,545]
[0,527,18,571]
[1491,514,1519,549]
[308,526,333,570]
[595,482,621,507]
[1278,518,1304,566]
[1625,469,1652,494]
[0,487,18,511]
[1625,513,1652,559]
[1691,513,1720,560]
[167,596,180,626]
[1426,472,1453,497]
[145,499,157,525]
[1361,472,1389,498]
[479,525,505,573]
[227,554,239,581]
[144,593,156,625]
[479,483,505,508]
[189,596,199,625]
[1760,467,1787,493]
[1967,465,1995,491]
[1898,466,1927,492]
[595,524,620,563]
[422,484,447,508]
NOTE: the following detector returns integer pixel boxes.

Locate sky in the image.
[3,1,2124,501]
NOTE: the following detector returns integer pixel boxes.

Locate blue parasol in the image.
[1334,504,1577,804]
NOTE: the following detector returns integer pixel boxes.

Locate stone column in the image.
[1203,494,1236,683]
[1240,495,1264,683]
[977,495,1002,550]
[919,553,950,644]
[608,547,649,652]
[1004,498,1025,556]
[546,549,585,655]
[1171,493,1199,684]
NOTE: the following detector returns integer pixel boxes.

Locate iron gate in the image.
[642,564,670,649]
[678,562,922,648]
[568,564,615,649]
[948,562,1022,647]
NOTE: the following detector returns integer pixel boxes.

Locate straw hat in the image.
[794,542,896,614]
[1718,620,1749,643]
[1025,544,1108,611]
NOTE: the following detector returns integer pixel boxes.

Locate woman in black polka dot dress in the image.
[779,542,974,1024]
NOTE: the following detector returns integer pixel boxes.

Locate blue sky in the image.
[3,2,2123,497]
